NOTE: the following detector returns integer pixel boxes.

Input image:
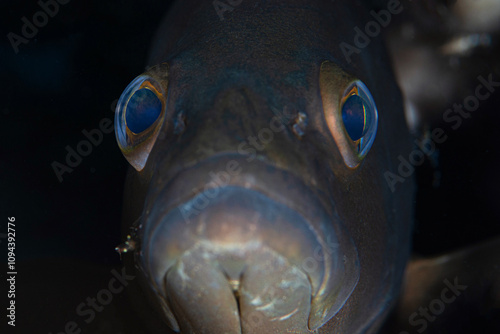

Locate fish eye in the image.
[340,81,378,159]
[126,87,162,134]
[319,61,378,169]
[115,73,167,171]
[342,95,368,141]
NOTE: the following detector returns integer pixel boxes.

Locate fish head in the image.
[114,1,414,333]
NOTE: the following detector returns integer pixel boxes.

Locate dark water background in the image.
[1,1,174,332]
[1,0,499,333]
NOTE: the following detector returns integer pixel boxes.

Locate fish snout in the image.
[141,160,360,333]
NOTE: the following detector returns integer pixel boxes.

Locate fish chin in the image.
[140,168,360,333]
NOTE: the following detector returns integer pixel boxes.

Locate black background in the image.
[1,1,174,333]
[1,0,499,333]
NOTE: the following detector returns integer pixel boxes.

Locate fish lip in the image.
[146,185,325,290]
[139,153,360,330]
[141,153,331,275]
[142,152,338,239]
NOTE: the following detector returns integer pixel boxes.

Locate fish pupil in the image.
[126,88,162,133]
[342,94,368,141]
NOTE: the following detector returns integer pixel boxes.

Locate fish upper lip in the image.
[146,184,326,286]
[142,152,337,232]
[141,153,330,275]
[141,152,346,279]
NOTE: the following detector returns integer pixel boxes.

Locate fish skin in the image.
[118,0,414,333]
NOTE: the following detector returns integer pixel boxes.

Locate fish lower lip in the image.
[143,185,359,332]
[164,237,313,333]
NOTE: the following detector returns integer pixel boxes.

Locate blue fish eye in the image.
[339,80,378,164]
[115,73,167,171]
[125,88,162,133]
[320,62,378,168]
[341,94,372,142]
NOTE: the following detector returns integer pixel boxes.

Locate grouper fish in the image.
[114,0,414,333]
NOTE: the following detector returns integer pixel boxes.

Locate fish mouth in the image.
[140,156,360,333]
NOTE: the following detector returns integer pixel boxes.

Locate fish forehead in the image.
[148,0,373,74]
